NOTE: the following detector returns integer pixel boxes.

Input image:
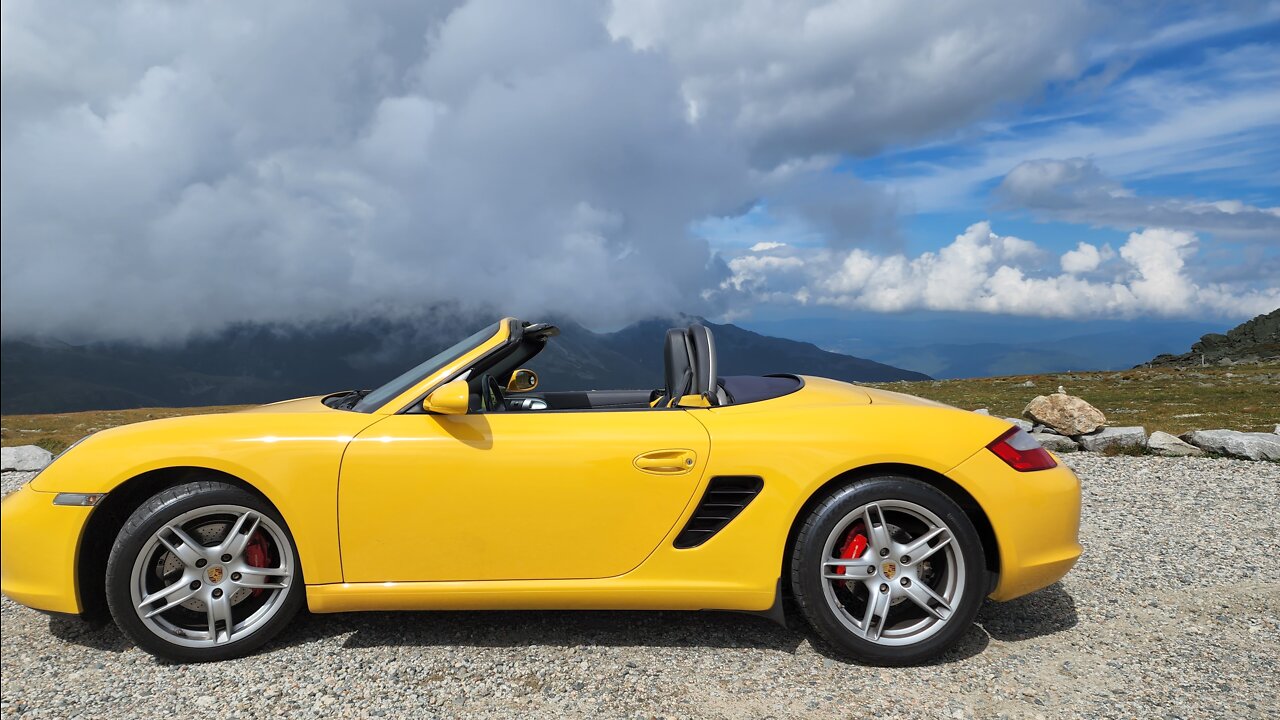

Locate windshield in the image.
[352,322,501,412]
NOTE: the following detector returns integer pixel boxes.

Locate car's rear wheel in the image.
[105,481,302,662]
[790,475,985,665]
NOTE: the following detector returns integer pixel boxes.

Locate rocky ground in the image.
[2,454,1278,719]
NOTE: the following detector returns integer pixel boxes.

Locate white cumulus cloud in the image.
[715,222,1280,319]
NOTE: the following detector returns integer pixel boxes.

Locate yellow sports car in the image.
[1,319,1081,664]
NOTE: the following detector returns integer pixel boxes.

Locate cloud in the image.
[891,42,1280,214]
[0,0,1108,341]
[607,0,1093,165]
[1060,241,1114,274]
[714,222,1280,319]
[997,158,1280,238]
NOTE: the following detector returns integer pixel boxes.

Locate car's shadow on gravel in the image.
[975,581,1078,642]
[48,615,130,652]
[277,608,806,654]
[45,582,1077,662]
[783,582,1078,666]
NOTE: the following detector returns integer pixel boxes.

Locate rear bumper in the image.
[949,450,1082,601]
[1,483,88,614]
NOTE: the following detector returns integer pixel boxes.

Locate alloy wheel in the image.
[818,499,965,646]
[128,504,294,648]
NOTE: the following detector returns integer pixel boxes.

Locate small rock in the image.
[1003,417,1033,432]
[1032,432,1078,453]
[1147,431,1204,457]
[1017,380,1035,387]
[0,445,53,472]
[973,408,990,415]
[1078,426,1147,453]
[1180,430,1280,461]
[1023,394,1106,435]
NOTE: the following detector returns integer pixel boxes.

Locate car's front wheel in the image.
[790,475,985,665]
[105,480,302,662]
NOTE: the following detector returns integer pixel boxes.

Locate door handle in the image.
[634,449,697,475]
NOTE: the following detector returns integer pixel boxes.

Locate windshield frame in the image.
[352,319,515,413]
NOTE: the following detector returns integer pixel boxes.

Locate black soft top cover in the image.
[719,374,803,405]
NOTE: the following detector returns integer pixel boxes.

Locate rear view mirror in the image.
[422,378,470,415]
[507,368,539,393]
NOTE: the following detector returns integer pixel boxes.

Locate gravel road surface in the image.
[2,454,1277,718]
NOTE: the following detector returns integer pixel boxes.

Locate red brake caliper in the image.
[834,521,868,576]
[243,531,271,597]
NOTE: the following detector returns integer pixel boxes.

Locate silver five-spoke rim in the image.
[820,499,965,646]
[129,505,293,648]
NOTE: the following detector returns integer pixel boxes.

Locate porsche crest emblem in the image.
[206,566,224,584]
[881,562,897,580]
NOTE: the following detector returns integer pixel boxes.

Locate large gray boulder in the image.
[1078,426,1147,453]
[1023,393,1106,436]
[1032,432,1078,453]
[1,445,53,472]
[1180,430,1280,461]
[1147,431,1204,457]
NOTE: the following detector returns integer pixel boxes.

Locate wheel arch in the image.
[75,466,279,622]
[781,463,1000,598]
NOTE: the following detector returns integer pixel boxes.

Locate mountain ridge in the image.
[0,314,929,414]
[1144,308,1280,368]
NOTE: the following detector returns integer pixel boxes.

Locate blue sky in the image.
[700,6,1279,321]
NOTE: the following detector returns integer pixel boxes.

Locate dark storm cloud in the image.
[2,0,1097,341]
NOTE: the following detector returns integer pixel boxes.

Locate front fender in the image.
[29,411,381,586]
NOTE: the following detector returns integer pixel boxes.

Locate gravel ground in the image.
[2,454,1277,719]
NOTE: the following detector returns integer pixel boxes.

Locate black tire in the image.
[790,475,985,665]
[105,480,303,662]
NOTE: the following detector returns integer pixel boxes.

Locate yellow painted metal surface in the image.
[948,449,1082,600]
[1,484,90,614]
[2,327,1081,617]
[27,398,384,586]
[338,410,710,581]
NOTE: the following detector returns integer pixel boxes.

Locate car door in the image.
[337,409,710,582]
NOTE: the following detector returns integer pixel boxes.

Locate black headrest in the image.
[663,328,694,403]
[686,324,717,402]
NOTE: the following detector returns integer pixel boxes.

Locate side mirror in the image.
[507,368,539,393]
[422,378,470,415]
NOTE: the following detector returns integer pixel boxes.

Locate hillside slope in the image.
[0,315,928,413]
[1147,308,1280,367]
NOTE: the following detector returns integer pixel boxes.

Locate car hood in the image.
[237,395,335,414]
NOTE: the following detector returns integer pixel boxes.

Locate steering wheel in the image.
[480,374,506,412]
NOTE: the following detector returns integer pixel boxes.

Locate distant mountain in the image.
[1146,308,1280,367]
[0,314,928,414]
[742,314,1225,379]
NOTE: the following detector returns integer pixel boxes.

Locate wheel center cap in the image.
[206,566,225,584]
[881,561,897,580]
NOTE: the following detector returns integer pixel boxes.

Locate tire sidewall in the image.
[791,476,986,665]
[105,482,303,663]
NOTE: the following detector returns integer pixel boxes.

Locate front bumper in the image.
[949,450,1082,601]
[1,483,90,614]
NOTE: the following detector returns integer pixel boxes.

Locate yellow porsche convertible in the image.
[2,319,1081,664]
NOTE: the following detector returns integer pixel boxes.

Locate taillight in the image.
[987,427,1058,471]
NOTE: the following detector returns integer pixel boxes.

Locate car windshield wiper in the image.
[333,389,371,410]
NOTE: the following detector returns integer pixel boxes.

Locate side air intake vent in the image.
[673,476,764,549]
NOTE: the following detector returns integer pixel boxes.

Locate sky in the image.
[1,0,1277,342]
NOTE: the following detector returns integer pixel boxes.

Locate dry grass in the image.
[866,362,1280,435]
[2,363,1277,453]
[1,405,247,454]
